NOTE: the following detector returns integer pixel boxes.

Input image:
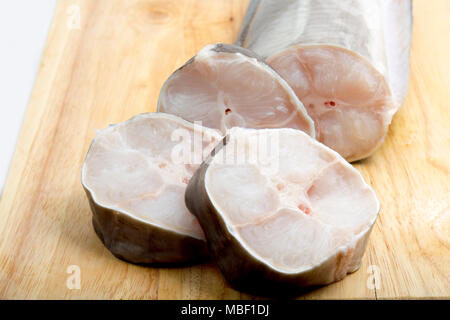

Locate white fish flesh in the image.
[158,43,315,137]
[238,0,412,161]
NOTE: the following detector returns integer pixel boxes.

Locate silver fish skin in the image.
[238,0,412,161]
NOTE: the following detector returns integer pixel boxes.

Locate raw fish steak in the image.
[186,127,380,294]
[158,43,315,137]
[238,0,412,161]
[82,113,221,265]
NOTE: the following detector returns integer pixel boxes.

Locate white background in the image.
[0,0,57,192]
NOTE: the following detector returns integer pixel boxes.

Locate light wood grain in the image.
[0,0,448,299]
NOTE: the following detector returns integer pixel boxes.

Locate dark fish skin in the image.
[84,186,209,266]
[211,43,265,63]
[185,136,353,296]
[235,0,260,47]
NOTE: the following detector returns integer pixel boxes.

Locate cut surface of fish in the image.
[81,113,221,265]
[158,43,315,137]
[238,0,412,161]
[186,127,379,294]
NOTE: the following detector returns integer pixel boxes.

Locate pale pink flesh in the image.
[269,46,396,161]
[205,127,379,274]
[159,45,315,136]
[82,113,221,239]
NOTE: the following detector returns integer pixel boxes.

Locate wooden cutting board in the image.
[0,0,448,299]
